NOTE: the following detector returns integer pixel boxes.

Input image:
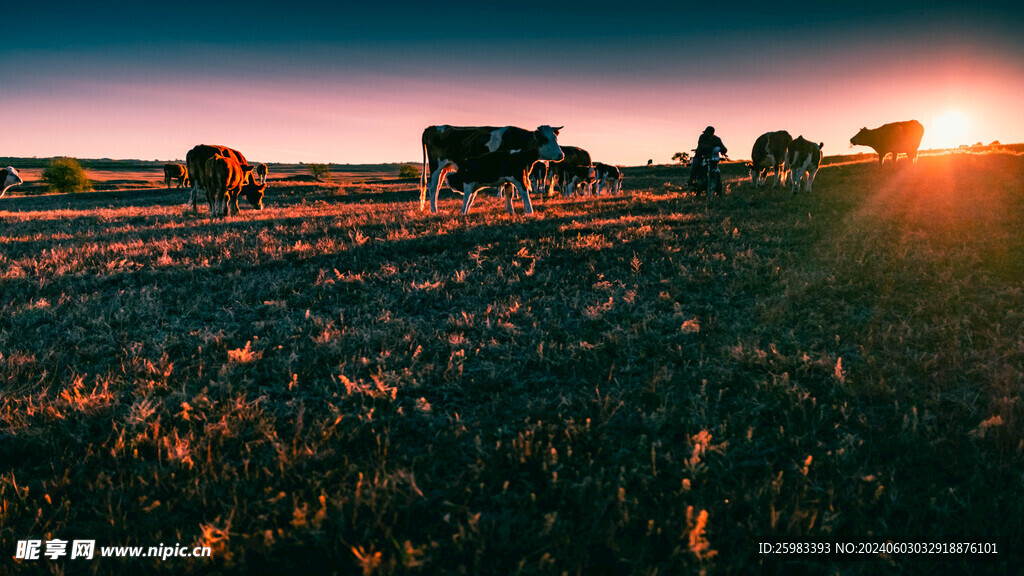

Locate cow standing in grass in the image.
[204,155,268,218]
[420,125,564,213]
[443,149,549,215]
[785,137,824,194]
[593,163,622,196]
[163,163,189,189]
[254,163,268,185]
[549,146,595,197]
[850,120,925,165]
[186,144,256,212]
[1,166,23,198]
[747,130,793,188]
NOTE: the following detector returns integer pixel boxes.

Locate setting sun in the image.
[928,109,971,149]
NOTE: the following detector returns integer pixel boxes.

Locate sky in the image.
[3,1,1024,165]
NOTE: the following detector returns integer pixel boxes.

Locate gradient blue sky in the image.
[4,1,1023,164]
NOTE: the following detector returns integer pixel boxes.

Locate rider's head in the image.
[704,126,715,135]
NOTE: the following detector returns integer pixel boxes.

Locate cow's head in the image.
[535,125,564,162]
[850,128,869,147]
[242,171,267,210]
[3,166,23,190]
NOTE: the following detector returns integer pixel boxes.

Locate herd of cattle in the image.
[0,120,925,215]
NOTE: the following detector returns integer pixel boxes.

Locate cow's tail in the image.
[420,142,428,211]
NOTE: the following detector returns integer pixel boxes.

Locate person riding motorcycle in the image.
[688,126,728,190]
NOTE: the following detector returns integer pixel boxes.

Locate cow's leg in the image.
[510,177,533,215]
[431,161,458,214]
[805,167,819,193]
[462,183,475,214]
[165,176,171,189]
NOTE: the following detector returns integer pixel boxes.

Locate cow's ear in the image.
[243,165,253,172]
[553,126,563,134]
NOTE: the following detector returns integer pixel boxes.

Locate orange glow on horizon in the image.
[925,109,971,149]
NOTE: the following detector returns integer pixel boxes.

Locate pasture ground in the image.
[1,153,1022,574]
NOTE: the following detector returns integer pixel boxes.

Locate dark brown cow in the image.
[254,163,268,184]
[420,125,564,213]
[747,130,793,187]
[163,163,188,189]
[1,166,23,198]
[593,163,622,196]
[185,144,250,212]
[850,120,925,165]
[549,146,594,197]
[204,155,268,218]
[785,137,824,194]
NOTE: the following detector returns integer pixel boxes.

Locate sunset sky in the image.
[4,1,1023,165]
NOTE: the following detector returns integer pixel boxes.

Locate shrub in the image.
[398,164,420,179]
[42,157,91,194]
[308,163,331,182]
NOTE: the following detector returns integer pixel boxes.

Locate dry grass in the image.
[1,154,1021,574]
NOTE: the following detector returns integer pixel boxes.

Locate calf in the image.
[785,137,824,194]
[443,150,543,215]
[254,163,268,184]
[593,163,622,196]
[1,166,23,198]
[163,163,188,189]
[747,130,792,187]
[204,155,268,217]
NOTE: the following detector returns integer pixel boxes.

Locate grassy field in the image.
[1,153,1022,574]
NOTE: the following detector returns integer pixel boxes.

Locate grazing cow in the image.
[549,146,595,197]
[254,163,268,185]
[1,166,23,198]
[747,130,793,187]
[204,155,268,217]
[785,137,824,194]
[444,149,549,215]
[850,120,925,165]
[593,163,623,196]
[163,163,189,189]
[420,125,564,213]
[185,144,252,212]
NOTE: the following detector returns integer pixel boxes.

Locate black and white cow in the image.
[549,146,595,197]
[747,130,793,187]
[785,137,824,194]
[593,163,622,196]
[1,167,24,198]
[445,150,549,215]
[420,125,564,213]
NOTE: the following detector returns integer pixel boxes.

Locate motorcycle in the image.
[689,147,728,198]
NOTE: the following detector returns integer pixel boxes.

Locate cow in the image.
[443,149,549,215]
[254,163,268,185]
[850,120,925,165]
[163,163,189,189]
[593,163,622,196]
[785,137,824,194]
[549,146,595,197]
[747,130,793,187]
[420,125,564,213]
[204,155,268,218]
[185,144,253,212]
[1,166,23,198]
[530,161,549,198]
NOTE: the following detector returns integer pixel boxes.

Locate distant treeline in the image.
[0,157,419,173]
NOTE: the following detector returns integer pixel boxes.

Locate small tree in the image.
[42,157,91,194]
[308,163,331,182]
[671,152,690,165]
[398,164,420,179]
